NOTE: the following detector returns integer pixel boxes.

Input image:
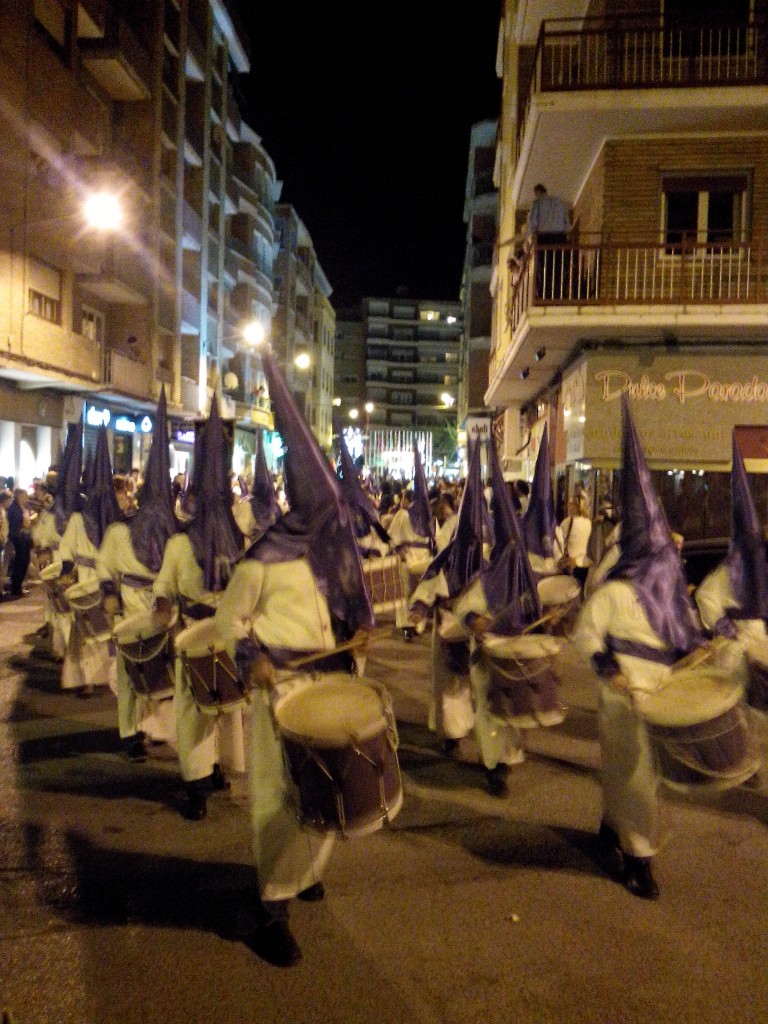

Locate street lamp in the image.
[440,392,455,408]
[349,407,359,420]
[243,320,266,347]
[82,191,123,231]
[294,351,311,371]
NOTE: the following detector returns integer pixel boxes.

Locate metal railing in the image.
[505,235,767,333]
[518,15,767,157]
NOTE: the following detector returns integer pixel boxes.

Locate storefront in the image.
[0,382,64,488]
[558,347,768,539]
[83,402,154,475]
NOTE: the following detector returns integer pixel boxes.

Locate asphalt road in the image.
[1,584,766,1024]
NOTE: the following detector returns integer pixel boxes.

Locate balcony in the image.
[103,349,151,399]
[515,15,768,207]
[80,16,151,101]
[489,234,768,407]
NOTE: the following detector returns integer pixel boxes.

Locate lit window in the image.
[28,289,61,324]
[420,309,440,322]
[81,306,105,343]
[662,173,749,248]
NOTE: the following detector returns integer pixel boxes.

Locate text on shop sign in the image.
[596,370,768,404]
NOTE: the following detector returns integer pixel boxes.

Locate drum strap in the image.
[606,635,679,665]
[76,555,96,569]
[264,644,355,675]
[120,572,155,589]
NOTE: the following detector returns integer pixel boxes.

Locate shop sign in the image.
[86,406,111,427]
[584,352,768,466]
[173,429,195,445]
[465,415,492,441]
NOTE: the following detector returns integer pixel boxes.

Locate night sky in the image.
[234,3,502,309]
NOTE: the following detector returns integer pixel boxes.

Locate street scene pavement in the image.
[1,583,766,1024]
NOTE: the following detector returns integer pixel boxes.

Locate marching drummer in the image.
[56,424,120,699]
[231,429,282,546]
[572,397,706,901]
[213,347,375,969]
[31,472,63,652]
[520,423,565,579]
[96,389,179,763]
[408,438,487,762]
[452,437,546,796]
[152,395,246,821]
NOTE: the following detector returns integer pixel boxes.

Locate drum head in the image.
[275,676,387,748]
[483,632,561,660]
[174,617,225,657]
[40,562,63,582]
[537,574,581,605]
[637,670,743,727]
[64,578,102,605]
[114,608,176,645]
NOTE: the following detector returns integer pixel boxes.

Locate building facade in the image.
[488,0,768,531]
[0,0,280,485]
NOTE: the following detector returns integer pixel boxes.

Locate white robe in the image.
[32,508,64,654]
[452,578,525,768]
[152,533,245,781]
[214,557,339,902]
[56,512,116,693]
[572,579,674,858]
[97,522,176,744]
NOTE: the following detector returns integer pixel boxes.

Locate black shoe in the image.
[622,855,660,901]
[211,763,231,791]
[485,765,509,797]
[402,627,415,642]
[77,685,95,699]
[443,737,460,756]
[123,735,148,763]
[248,920,302,968]
[182,784,208,821]
[297,882,325,903]
[596,820,625,881]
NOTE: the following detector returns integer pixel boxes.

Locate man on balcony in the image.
[527,183,572,299]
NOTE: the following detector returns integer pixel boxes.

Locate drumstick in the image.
[285,627,392,669]
[670,635,728,674]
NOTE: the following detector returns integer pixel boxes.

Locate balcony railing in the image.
[506,236,768,334]
[519,15,768,157]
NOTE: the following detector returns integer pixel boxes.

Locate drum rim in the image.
[637,674,744,726]
[275,677,389,747]
[482,632,561,658]
[174,617,225,654]
[113,608,178,644]
[537,574,582,601]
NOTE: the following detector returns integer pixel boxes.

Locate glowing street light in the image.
[440,392,455,407]
[243,320,266,347]
[349,408,359,420]
[83,191,123,230]
[294,351,311,371]
[364,402,374,415]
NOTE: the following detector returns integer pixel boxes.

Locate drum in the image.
[64,577,113,642]
[113,609,177,699]
[362,554,408,619]
[406,554,433,595]
[40,562,76,615]
[174,618,251,714]
[274,674,403,838]
[481,632,565,728]
[636,668,762,792]
[537,574,582,636]
[36,547,54,572]
[744,644,768,713]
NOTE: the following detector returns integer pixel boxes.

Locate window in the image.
[662,173,749,247]
[28,289,61,324]
[81,307,104,343]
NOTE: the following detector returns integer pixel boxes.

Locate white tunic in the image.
[214,557,338,902]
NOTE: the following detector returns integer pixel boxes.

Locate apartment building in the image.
[273,203,335,451]
[336,296,463,476]
[488,0,768,534]
[0,0,277,485]
[459,119,501,462]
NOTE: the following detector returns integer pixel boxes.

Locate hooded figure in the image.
[186,395,243,593]
[521,422,559,562]
[128,388,178,574]
[53,420,84,537]
[725,435,768,621]
[247,429,282,538]
[479,436,542,635]
[414,436,486,604]
[82,426,121,549]
[337,431,382,540]
[607,397,703,656]
[243,348,374,635]
[408,443,436,551]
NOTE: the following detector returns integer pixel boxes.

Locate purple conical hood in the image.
[248,428,282,536]
[337,431,380,538]
[607,397,703,653]
[187,394,243,591]
[82,443,94,496]
[129,388,178,572]
[82,426,121,547]
[53,420,84,535]
[408,443,435,548]
[726,434,768,617]
[481,437,542,629]
[521,423,558,558]
[420,437,485,598]
[247,349,374,632]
